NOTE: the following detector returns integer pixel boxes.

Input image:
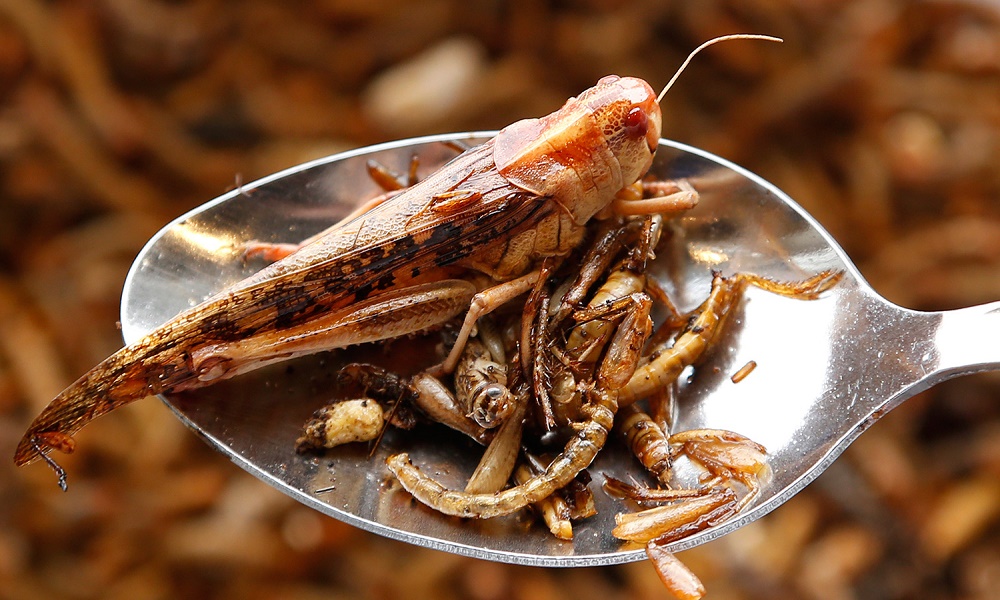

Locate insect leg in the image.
[188,279,478,385]
[408,372,489,443]
[611,179,699,217]
[436,269,542,375]
[733,269,843,300]
[550,219,642,326]
[603,476,710,504]
[520,261,556,429]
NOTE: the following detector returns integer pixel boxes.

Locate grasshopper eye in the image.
[624,107,648,139]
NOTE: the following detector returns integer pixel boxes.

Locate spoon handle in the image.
[933,300,1000,377]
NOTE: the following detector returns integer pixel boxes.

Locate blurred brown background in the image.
[1,1,999,598]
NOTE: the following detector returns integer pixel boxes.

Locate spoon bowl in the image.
[121,133,1000,567]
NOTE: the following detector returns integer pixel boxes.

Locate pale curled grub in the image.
[295,398,384,451]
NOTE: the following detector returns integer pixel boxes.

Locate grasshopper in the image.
[14,35,780,487]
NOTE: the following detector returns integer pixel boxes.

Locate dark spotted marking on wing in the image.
[12,137,580,468]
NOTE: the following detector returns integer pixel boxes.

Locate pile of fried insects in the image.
[295,177,840,600]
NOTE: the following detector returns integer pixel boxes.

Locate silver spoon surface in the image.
[120,132,1000,567]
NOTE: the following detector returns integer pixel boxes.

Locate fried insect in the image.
[603,426,771,552]
[521,259,557,429]
[295,398,385,451]
[387,275,655,517]
[645,543,707,600]
[455,337,514,429]
[619,405,675,485]
[730,360,757,383]
[671,429,769,511]
[386,384,623,518]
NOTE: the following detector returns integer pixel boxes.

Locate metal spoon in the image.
[120,132,1000,567]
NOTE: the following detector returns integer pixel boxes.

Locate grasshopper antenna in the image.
[657,34,783,103]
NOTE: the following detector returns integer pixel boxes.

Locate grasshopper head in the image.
[493,74,662,224]
[496,36,780,225]
[577,36,783,199]
[581,75,662,188]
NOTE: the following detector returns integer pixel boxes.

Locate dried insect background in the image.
[1,1,999,599]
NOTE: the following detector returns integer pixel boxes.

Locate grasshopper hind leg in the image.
[188,280,479,386]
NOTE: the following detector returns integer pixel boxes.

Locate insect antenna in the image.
[369,390,406,458]
[657,34,783,103]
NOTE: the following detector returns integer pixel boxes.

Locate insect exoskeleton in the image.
[454,337,514,428]
[295,398,385,451]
